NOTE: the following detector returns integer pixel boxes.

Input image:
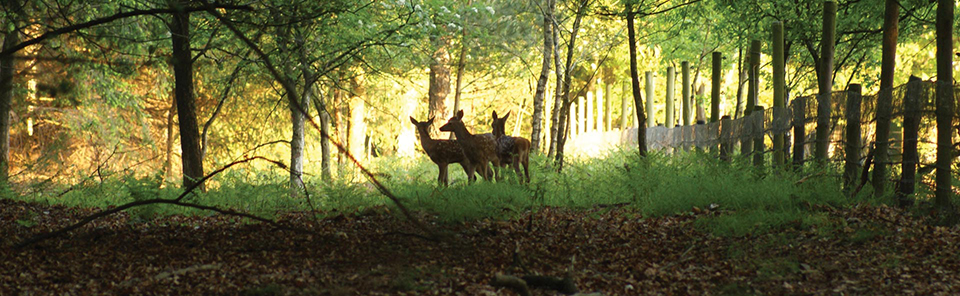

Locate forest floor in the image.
[3,198,960,295]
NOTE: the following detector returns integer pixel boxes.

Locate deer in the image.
[491,111,531,183]
[410,116,472,186]
[439,110,500,182]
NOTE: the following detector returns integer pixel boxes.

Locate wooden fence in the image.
[567,81,960,181]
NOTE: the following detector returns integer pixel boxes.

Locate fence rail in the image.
[567,82,960,174]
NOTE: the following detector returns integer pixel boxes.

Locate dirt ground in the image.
[3,198,960,295]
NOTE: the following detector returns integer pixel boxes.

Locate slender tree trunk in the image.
[0,30,17,185]
[428,39,450,138]
[814,1,837,161]
[451,23,468,140]
[772,21,786,167]
[604,77,612,131]
[333,86,346,166]
[934,0,955,216]
[164,98,176,183]
[873,0,898,197]
[289,76,309,197]
[547,15,562,158]
[170,3,204,191]
[626,3,646,156]
[734,46,745,119]
[682,61,691,125]
[554,0,589,169]
[531,0,554,152]
[318,93,332,180]
[286,27,312,196]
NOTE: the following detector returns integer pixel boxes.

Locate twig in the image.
[852,144,876,197]
[15,157,307,249]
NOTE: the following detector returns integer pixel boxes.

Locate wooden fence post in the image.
[897,76,923,207]
[792,97,806,169]
[682,61,692,126]
[666,66,676,127]
[720,115,732,162]
[604,81,612,131]
[843,84,862,194]
[645,71,655,127]
[621,81,629,129]
[772,21,787,167]
[569,98,578,137]
[586,91,594,132]
[754,106,765,167]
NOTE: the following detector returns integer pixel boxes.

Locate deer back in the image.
[440,111,499,165]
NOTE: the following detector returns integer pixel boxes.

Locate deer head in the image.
[438,110,465,133]
[491,111,511,137]
[410,116,436,135]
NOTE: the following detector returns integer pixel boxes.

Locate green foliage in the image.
[14,145,871,240]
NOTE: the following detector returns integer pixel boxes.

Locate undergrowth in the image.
[11,149,885,236]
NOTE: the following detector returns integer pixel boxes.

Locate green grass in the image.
[10,149,880,236]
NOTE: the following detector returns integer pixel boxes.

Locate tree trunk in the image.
[348,74,366,163]
[334,86,346,166]
[710,52,721,123]
[288,27,313,196]
[450,15,470,140]
[0,30,17,185]
[428,40,450,138]
[682,61,691,125]
[531,0,554,152]
[814,1,837,161]
[626,3,646,156]
[553,0,589,169]
[170,3,204,191]
[734,47,744,119]
[547,15,562,158]
[934,0,955,216]
[604,78,612,131]
[873,0,898,197]
[313,88,333,180]
[164,98,176,183]
[289,77,309,197]
[772,21,786,167]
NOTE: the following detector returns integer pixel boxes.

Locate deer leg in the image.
[438,163,448,186]
[465,162,477,183]
[521,156,530,183]
[511,155,522,183]
[491,159,501,182]
[478,161,491,181]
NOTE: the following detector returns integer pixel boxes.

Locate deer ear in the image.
[504,111,511,120]
[409,117,417,124]
[427,117,435,124]
[456,110,464,119]
[492,111,499,120]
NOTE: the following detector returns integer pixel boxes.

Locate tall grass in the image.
[12,150,874,235]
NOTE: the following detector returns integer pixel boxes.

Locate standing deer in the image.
[491,111,531,183]
[439,110,500,182]
[410,117,470,186]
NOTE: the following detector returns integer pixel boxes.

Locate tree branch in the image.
[0,4,252,58]
[15,157,294,249]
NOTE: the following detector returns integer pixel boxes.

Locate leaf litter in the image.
[2,198,960,295]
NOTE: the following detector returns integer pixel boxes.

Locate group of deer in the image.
[410,110,530,186]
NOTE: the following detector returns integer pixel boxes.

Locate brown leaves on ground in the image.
[2,199,960,295]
